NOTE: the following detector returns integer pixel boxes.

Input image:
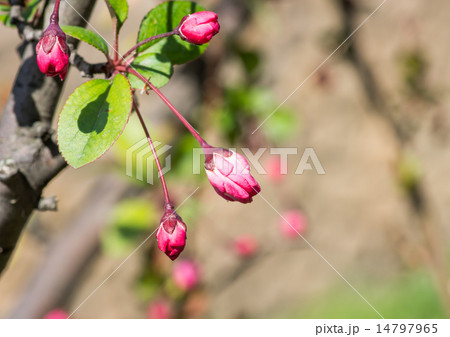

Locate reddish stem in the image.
[132,101,171,204]
[121,66,209,148]
[113,19,119,64]
[50,0,61,24]
[120,30,178,64]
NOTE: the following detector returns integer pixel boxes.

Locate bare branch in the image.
[69,47,109,78]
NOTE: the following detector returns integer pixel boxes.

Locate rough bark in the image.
[10,176,130,319]
[0,0,98,275]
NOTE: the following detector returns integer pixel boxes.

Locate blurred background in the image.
[1,0,450,318]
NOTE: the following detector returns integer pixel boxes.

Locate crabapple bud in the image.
[156,206,187,260]
[36,23,70,80]
[178,11,220,45]
[204,147,261,203]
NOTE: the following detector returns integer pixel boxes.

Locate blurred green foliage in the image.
[287,270,445,319]
[215,86,297,145]
[397,152,422,194]
[0,0,41,27]
[102,198,157,257]
[398,50,429,99]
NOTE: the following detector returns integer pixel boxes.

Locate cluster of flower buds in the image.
[36,3,260,261]
[35,0,70,80]
[151,12,258,259]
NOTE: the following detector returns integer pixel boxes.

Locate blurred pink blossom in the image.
[265,156,285,182]
[147,299,172,319]
[279,210,307,239]
[172,259,200,291]
[232,235,259,258]
[43,309,69,319]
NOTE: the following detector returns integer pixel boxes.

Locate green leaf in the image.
[127,53,173,89]
[0,3,11,27]
[137,1,207,64]
[0,14,10,26]
[105,0,128,32]
[57,74,132,168]
[61,25,109,56]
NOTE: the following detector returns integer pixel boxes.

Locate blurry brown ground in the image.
[1,0,450,318]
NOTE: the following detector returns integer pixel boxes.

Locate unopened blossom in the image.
[156,205,187,260]
[204,147,260,203]
[178,11,220,45]
[36,22,70,80]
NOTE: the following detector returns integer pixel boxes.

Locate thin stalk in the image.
[49,0,61,24]
[120,30,177,63]
[133,101,171,204]
[123,67,209,148]
[113,20,119,64]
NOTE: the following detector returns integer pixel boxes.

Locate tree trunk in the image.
[0,0,98,275]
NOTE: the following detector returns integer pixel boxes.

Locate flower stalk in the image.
[132,101,171,204]
[120,30,178,62]
[123,67,209,148]
[49,0,61,25]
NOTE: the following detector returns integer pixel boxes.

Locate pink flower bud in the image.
[204,148,261,203]
[172,259,200,291]
[36,23,70,80]
[279,210,307,239]
[147,299,172,319]
[156,206,187,261]
[178,11,220,45]
[232,235,258,258]
[43,309,69,319]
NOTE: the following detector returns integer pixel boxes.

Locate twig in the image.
[69,48,109,78]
